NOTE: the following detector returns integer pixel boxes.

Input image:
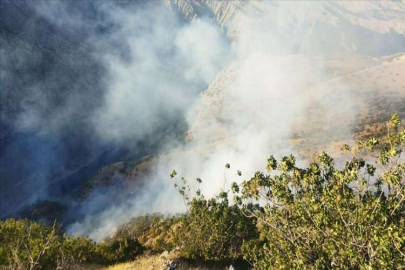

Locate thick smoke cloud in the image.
[31,0,231,144]
[0,0,109,216]
[0,0,229,217]
[3,0,404,239]
[91,3,231,143]
[66,1,378,240]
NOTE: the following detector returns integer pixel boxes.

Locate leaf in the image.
[170,170,177,178]
[390,113,401,128]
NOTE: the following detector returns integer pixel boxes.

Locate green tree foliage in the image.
[97,235,143,264]
[2,114,404,269]
[177,194,258,261]
[172,114,405,268]
[171,176,258,262]
[0,219,61,269]
[0,218,144,269]
[116,214,181,252]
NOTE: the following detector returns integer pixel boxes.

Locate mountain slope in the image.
[0,0,111,216]
[187,53,405,153]
[3,0,405,236]
[167,0,405,55]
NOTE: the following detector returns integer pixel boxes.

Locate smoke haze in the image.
[2,0,405,240]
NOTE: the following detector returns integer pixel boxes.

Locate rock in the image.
[161,259,177,270]
[160,250,169,259]
[167,0,405,54]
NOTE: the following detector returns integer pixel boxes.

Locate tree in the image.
[173,114,405,268]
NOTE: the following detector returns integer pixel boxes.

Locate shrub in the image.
[178,195,258,261]
[234,114,405,269]
[0,219,61,269]
[171,178,258,261]
[98,233,144,263]
[110,214,181,252]
[171,114,405,268]
[0,218,145,269]
[61,235,101,264]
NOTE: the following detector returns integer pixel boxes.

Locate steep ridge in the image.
[167,0,405,55]
[4,0,405,232]
[165,0,243,27]
[167,0,405,34]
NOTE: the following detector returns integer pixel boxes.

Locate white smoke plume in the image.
[90,4,231,143]
[39,0,403,240]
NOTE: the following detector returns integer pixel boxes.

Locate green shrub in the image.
[61,236,101,264]
[178,195,258,261]
[172,114,405,268]
[171,177,258,261]
[98,234,144,263]
[0,218,145,269]
[0,219,61,269]
[109,214,181,252]
[237,114,405,269]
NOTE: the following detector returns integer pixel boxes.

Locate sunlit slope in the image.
[80,53,405,198]
[167,0,405,55]
[292,53,405,155]
[188,53,404,143]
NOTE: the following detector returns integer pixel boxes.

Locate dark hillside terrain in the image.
[0,0,189,219]
[0,0,110,217]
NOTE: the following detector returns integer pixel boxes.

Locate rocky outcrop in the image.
[167,0,405,55]
[165,0,243,27]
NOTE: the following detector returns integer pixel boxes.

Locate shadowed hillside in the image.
[1,2,405,260]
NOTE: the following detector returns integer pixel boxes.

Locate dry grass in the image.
[104,252,178,270]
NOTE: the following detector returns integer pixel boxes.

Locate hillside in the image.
[167,0,405,55]
[0,0,188,218]
[1,1,405,262]
[1,1,405,268]
[0,0,108,216]
[81,53,405,198]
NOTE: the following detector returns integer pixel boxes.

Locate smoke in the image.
[0,0,230,216]
[2,0,404,239]
[91,3,231,143]
[0,0,110,216]
[65,1,375,240]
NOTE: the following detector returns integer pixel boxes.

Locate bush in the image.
[110,214,182,252]
[178,195,258,261]
[0,219,61,269]
[237,114,405,268]
[171,177,258,261]
[61,236,102,264]
[172,114,405,268]
[98,233,144,263]
[0,218,145,269]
